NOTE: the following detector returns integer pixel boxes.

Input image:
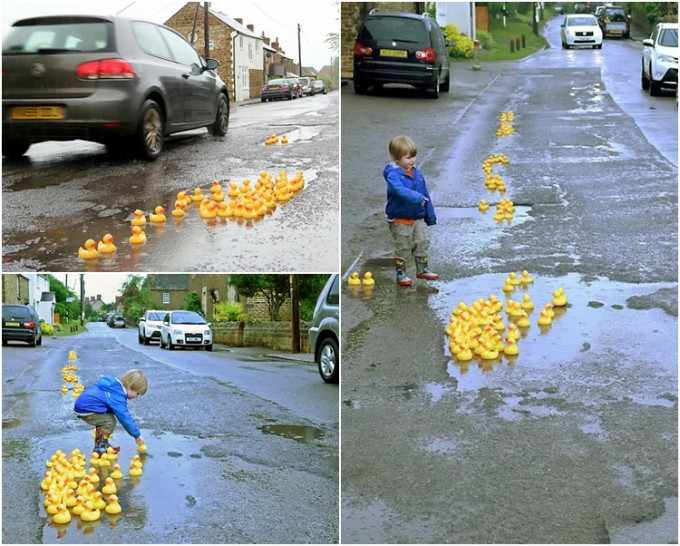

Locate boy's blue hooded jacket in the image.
[74,376,141,439]
[383,163,437,225]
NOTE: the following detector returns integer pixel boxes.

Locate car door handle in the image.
[182,73,191,79]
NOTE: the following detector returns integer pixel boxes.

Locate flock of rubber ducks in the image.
[446,272,568,367]
[77,170,307,261]
[496,110,515,137]
[61,350,84,398]
[264,133,288,145]
[478,122,516,222]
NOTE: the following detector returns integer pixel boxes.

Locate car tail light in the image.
[354,42,373,57]
[76,59,136,80]
[24,321,35,329]
[415,48,437,62]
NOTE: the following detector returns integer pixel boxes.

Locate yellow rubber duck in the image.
[213,189,225,202]
[552,288,567,307]
[131,209,146,227]
[149,206,166,223]
[72,496,86,516]
[478,199,490,212]
[171,201,185,217]
[105,494,122,515]
[61,385,69,395]
[242,204,257,220]
[52,504,71,525]
[129,226,147,245]
[521,294,534,311]
[137,442,148,453]
[456,346,473,361]
[88,467,99,483]
[537,310,552,326]
[129,461,143,477]
[101,477,117,495]
[216,202,231,218]
[520,270,534,285]
[348,272,361,286]
[200,202,217,219]
[480,346,499,360]
[362,272,375,286]
[80,501,100,522]
[507,272,521,286]
[97,234,117,254]
[110,464,124,480]
[210,180,222,194]
[506,323,520,341]
[227,182,240,197]
[504,339,519,356]
[517,312,531,328]
[78,239,99,260]
[191,188,204,202]
[177,190,190,207]
[281,135,288,144]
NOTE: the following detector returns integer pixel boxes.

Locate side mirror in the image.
[205,58,220,70]
[139,317,145,322]
[642,38,653,47]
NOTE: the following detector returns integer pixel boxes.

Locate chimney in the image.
[247,24,254,32]
[97,294,101,301]
[235,18,243,25]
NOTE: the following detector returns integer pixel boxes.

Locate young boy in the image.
[384,135,438,286]
[74,369,147,454]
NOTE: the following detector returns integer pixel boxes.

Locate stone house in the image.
[2,274,30,306]
[146,274,190,311]
[1,273,55,325]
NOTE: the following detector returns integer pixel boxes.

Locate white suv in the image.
[160,310,213,351]
[138,310,166,345]
[641,22,678,96]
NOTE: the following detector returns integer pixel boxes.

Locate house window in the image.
[248,42,252,60]
[239,35,243,49]
[162,292,170,304]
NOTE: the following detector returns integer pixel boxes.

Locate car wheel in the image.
[144,335,150,346]
[649,65,661,96]
[641,62,650,90]
[29,336,36,348]
[208,93,229,137]
[428,74,440,99]
[441,72,450,92]
[261,97,266,102]
[3,141,30,158]
[135,99,164,161]
[167,336,175,350]
[2,340,7,346]
[160,336,165,349]
[36,335,42,346]
[318,338,339,383]
[138,332,144,344]
[206,344,213,352]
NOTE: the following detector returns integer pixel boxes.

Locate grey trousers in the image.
[389,219,429,261]
[76,412,117,434]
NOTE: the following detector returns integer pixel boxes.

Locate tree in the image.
[47,274,79,323]
[230,275,290,321]
[118,275,154,324]
[185,292,202,314]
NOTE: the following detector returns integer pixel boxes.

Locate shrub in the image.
[443,24,475,59]
[476,30,496,50]
[214,302,247,322]
[41,322,54,336]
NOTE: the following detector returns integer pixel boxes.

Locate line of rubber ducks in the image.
[77,171,307,261]
[496,110,515,137]
[61,351,84,398]
[445,272,568,365]
[347,271,375,287]
[264,133,288,145]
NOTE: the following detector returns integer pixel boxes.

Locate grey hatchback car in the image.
[2,304,43,347]
[2,14,230,160]
[308,274,339,383]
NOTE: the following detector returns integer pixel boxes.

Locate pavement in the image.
[213,343,315,364]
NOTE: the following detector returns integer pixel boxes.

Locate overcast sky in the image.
[54,273,132,304]
[2,0,339,69]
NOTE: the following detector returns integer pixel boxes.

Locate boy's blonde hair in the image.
[389,135,418,161]
[122,369,147,395]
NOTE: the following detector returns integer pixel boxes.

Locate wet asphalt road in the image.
[2,323,338,543]
[2,92,339,273]
[340,20,677,544]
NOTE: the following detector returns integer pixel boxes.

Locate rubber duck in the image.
[88,467,99,484]
[480,346,499,360]
[507,272,521,286]
[80,501,100,522]
[97,452,110,467]
[537,310,552,326]
[517,311,531,328]
[93,491,107,511]
[502,282,514,293]
[191,188,204,202]
[456,346,473,361]
[362,272,375,286]
[61,385,69,395]
[105,494,122,515]
[110,464,124,480]
[129,461,143,477]
[544,303,555,318]
[200,201,217,219]
[506,323,520,341]
[137,443,148,453]
[213,188,225,202]
[210,180,222,194]
[177,190,190,207]
[97,234,117,254]
[53,503,71,525]
[281,135,288,144]
[242,204,257,220]
[129,226,146,245]
[131,209,146,227]
[478,199,490,212]
[552,288,567,307]
[78,239,99,260]
[172,201,185,217]
[504,339,519,356]
[149,206,166,223]
[101,477,117,495]
[521,294,534,311]
[89,452,100,467]
[348,272,361,286]
[216,202,230,218]
[72,496,86,516]
[520,270,534,285]
[227,182,240,197]
[106,446,118,461]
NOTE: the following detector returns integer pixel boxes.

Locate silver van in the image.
[308,274,339,383]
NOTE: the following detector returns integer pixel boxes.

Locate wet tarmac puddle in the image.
[35,431,210,542]
[258,424,325,444]
[262,126,321,146]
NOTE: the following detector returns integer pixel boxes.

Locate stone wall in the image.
[212,321,312,353]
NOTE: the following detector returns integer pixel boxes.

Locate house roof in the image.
[148,274,190,291]
[210,9,260,40]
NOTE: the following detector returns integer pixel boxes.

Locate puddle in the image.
[437,205,533,226]
[431,273,677,392]
[608,497,678,544]
[258,424,325,444]
[263,126,321,146]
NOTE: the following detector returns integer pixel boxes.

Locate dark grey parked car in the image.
[308,274,339,383]
[2,304,42,347]
[2,14,230,160]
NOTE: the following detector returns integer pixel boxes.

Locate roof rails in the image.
[368,8,433,18]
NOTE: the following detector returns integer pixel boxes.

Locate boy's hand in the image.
[422,198,429,206]
[136,436,145,445]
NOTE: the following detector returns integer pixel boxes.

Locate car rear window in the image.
[568,16,596,26]
[2,306,31,320]
[3,18,112,54]
[360,17,429,46]
[659,28,678,47]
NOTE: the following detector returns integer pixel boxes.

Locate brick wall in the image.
[249,68,264,98]
[341,2,421,79]
[1,274,30,305]
[212,321,311,352]
[245,294,293,321]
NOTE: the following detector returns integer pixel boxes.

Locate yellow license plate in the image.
[11,106,64,120]
[609,29,622,33]
[380,49,408,58]
[4,322,20,327]
[268,86,280,90]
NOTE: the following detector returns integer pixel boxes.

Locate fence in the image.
[211,321,312,353]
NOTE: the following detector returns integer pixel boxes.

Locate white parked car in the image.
[641,22,678,96]
[560,14,603,49]
[138,310,166,345]
[160,310,213,351]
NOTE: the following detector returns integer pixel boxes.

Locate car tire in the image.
[206,344,213,352]
[138,332,144,344]
[428,74,440,99]
[441,72,450,92]
[208,93,229,137]
[29,336,36,348]
[144,335,150,346]
[317,337,339,383]
[2,141,31,158]
[135,99,164,161]
[261,98,266,102]
[649,66,662,96]
[641,62,650,90]
[167,336,175,350]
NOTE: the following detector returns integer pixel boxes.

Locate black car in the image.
[2,304,42,347]
[260,78,298,101]
[353,10,451,98]
[597,5,631,38]
[107,313,125,328]
[2,14,230,160]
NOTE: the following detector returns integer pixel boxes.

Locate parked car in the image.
[260,78,298,101]
[297,77,315,96]
[554,3,564,15]
[597,5,630,39]
[560,14,603,49]
[2,14,230,160]
[308,274,339,383]
[138,310,166,345]
[107,313,125,328]
[160,310,213,351]
[641,22,679,96]
[2,304,42,347]
[312,79,327,95]
[353,10,451,98]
